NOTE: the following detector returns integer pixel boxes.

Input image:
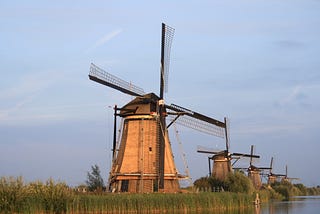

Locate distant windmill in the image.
[265,157,286,185]
[89,23,226,193]
[281,165,299,183]
[197,124,259,181]
[234,145,270,189]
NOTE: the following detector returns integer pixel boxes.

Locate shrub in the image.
[194,172,254,194]
[224,172,254,194]
[194,177,211,191]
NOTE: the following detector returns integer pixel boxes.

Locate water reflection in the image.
[258,196,320,214]
[196,196,320,214]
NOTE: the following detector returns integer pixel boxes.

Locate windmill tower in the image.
[197,124,259,181]
[89,23,226,193]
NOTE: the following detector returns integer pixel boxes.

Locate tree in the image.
[86,164,105,192]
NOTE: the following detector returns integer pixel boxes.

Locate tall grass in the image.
[68,192,253,213]
[0,176,255,213]
[0,176,72,213]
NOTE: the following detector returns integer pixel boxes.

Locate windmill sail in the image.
[158,23,175,190]
[89,63,145,96]
[160,23,175,97]
[166,104,225,138]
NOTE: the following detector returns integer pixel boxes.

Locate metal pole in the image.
[208,157,212,176]
[112,105,117,159]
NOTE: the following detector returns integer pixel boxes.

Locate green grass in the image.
[68,192,253,213]
[0,176,256,213]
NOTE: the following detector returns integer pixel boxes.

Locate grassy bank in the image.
[1,176,255,213]
[194,173,320,202]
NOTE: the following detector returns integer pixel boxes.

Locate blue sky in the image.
[1,0,320,187]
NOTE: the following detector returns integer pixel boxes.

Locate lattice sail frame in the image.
[168,115,225,138]
[166,103,226,138]
[90,63,145,96]
[162,24,175,93]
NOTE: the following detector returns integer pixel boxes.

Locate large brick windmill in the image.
[89,23,226,193]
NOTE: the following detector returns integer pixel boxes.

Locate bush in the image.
[224,172,254,194]
[194,172,254,194]
[271,180,305,200]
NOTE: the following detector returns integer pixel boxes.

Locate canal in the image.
[258,196,320,214]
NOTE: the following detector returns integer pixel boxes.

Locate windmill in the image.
[234,145,270,189]
[281,165,299,183]
[197,125,259,181]
[89,23,226,193]
[265,157,286,185]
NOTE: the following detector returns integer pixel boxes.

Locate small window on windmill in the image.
[149,147,152,152]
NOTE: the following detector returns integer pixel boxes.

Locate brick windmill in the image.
[265,157,286,184]
[234,145,270,189]
[89,23,226,193]
[281,165,299,183]
[197,125,259,181]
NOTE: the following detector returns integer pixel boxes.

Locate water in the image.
[257,196,320,214]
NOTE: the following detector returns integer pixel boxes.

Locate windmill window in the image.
[120,180,129,192]
[149,147,152,152]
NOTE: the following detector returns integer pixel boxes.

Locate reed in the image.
[0,176,255,213]
[69,192,253,213]
[0,176,72,213]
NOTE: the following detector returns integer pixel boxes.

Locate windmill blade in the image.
[158,23,174,189]
[197,145,224,155]
[160,23,175,98]
[249,145,254,166]
[167,114,225,137]
[269,157,274,174]
[197,149,225,155]
[288,177,300,181]
[167,104,225,127]
[166,103,225,138]
[273,173,286,177]
[89,63,145,97]
[224,117,230,152]
[234,167,248,170]
[232,152,260,159]
[258,167,272,170]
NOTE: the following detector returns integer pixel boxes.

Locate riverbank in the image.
[1,176,319,213]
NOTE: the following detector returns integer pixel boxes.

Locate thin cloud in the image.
[281,85,305,105]
[0,71,62,124]
[85,29,123,53]
[274,40,305,50]
[0,71,62,100]
[275,85,310,108]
